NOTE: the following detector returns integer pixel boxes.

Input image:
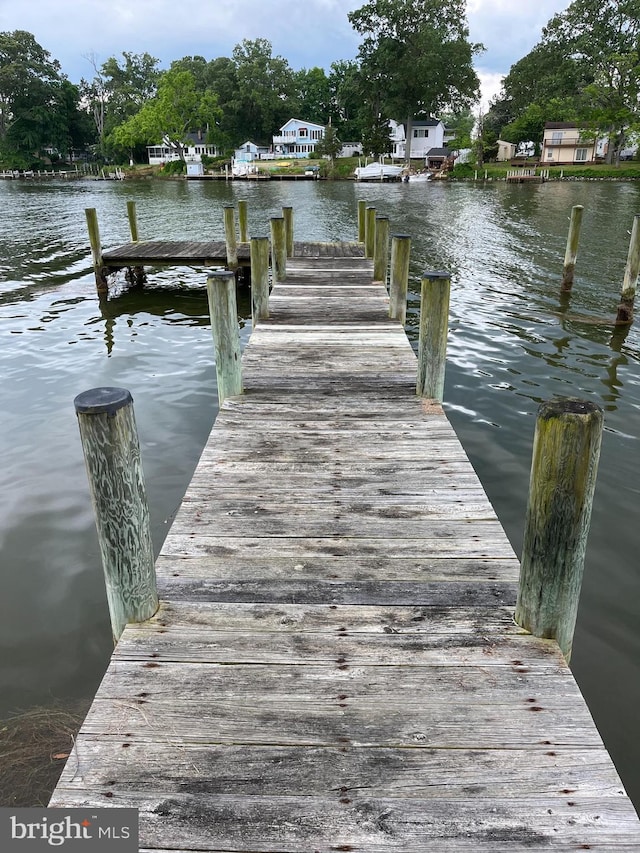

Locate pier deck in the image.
[101,239,364,271]
[51,250,640,849]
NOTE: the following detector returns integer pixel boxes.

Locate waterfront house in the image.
[234,141,270,162]
[272,119,326,158]
[540,122,598,165]
[147,131,219,165]
[389,119,448,160]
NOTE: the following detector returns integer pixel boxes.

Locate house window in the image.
[299,127,308,137]
[546,149,554,159]
[413,129,427,138]
[575,148,588,162]
[552,131,563,143]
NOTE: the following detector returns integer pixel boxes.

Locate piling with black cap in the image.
[74,387,158,643]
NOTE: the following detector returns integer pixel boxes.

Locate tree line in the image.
[482,0,640,164]
[0,0,481,169]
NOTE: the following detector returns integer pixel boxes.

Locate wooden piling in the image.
[250,236,270,324]
[515,398,604,663]
[126,200,139,242]
[373,215,390,284]
[74,387,158,643]
[270,216,287,282]
[365,206,376,258]
[125,200,145,286]
[416,270,450,403]
[616,213,640,324]
[85,207,108,293]
[282,206,294,257]
[206,270,243,404]
[238,200,248,243]
[223,205,238,270]
[358,200,366,243]
[389,235,411,325]
[561,205,584,291]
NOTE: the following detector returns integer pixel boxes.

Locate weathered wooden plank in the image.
[113,623,556,666]
[154,578,518,606]
[54,741,627,799]
[159,531,519,559]
[112,600,523,635]
[154,555,520,582]
[47,791,640,853]
[76,693,600,749]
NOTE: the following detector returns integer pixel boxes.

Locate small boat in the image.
[354,162,404,181]
[404,172,432,183]
[231,159,259,177]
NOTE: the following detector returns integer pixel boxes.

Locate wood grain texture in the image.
[52,248,640,849]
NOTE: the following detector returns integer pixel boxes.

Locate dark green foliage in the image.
[161,159,185,175]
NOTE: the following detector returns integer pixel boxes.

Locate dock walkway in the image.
[51,248,640,849]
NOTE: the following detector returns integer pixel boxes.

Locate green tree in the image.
[440,109,475,150]
[542,0,640,162]
[229,39,297,144]
[348,0,482,163]
[82,51,159,160]
[293,67,332,124]
[314,122,342,164]
[328,60,365,141]
[0,30,62,165]
[48,79,95,161]
[111,69,222,162]
[101,52,160,126]
[360,110,392,158]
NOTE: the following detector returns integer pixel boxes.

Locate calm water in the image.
[1,177,639,808]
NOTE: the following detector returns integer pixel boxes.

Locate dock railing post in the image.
[250,235,270,324]
[282,206,294,257]
[561,204,584,291]
[365,206,376,258]
[270,216,287,282]
[85,207,108,293]
[389,235,411,325]
[223,205,238,270]
[74,387,158,644]
[374,215,390,284]
[515,399,604,663]
[238,199,248,243]
[616,213,640,324]
[416,271,451,403]
[126,200,139,242]
[206,270,243,404]
[358,200,366,243]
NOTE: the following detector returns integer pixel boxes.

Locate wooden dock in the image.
[51,248,640,849]
[101,239,364,274]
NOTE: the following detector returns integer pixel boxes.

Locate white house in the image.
[339,141,363,158]
[273,118,325,158]
[389,119,448,160]
[234,141,270,162]
[147,131,219,166]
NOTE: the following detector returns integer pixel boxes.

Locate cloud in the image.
[467,0,569,74]
[2,0,569,99]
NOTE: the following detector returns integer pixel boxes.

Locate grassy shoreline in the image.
[115,158,640,182]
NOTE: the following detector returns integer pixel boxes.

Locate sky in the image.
[0,0,571,110]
